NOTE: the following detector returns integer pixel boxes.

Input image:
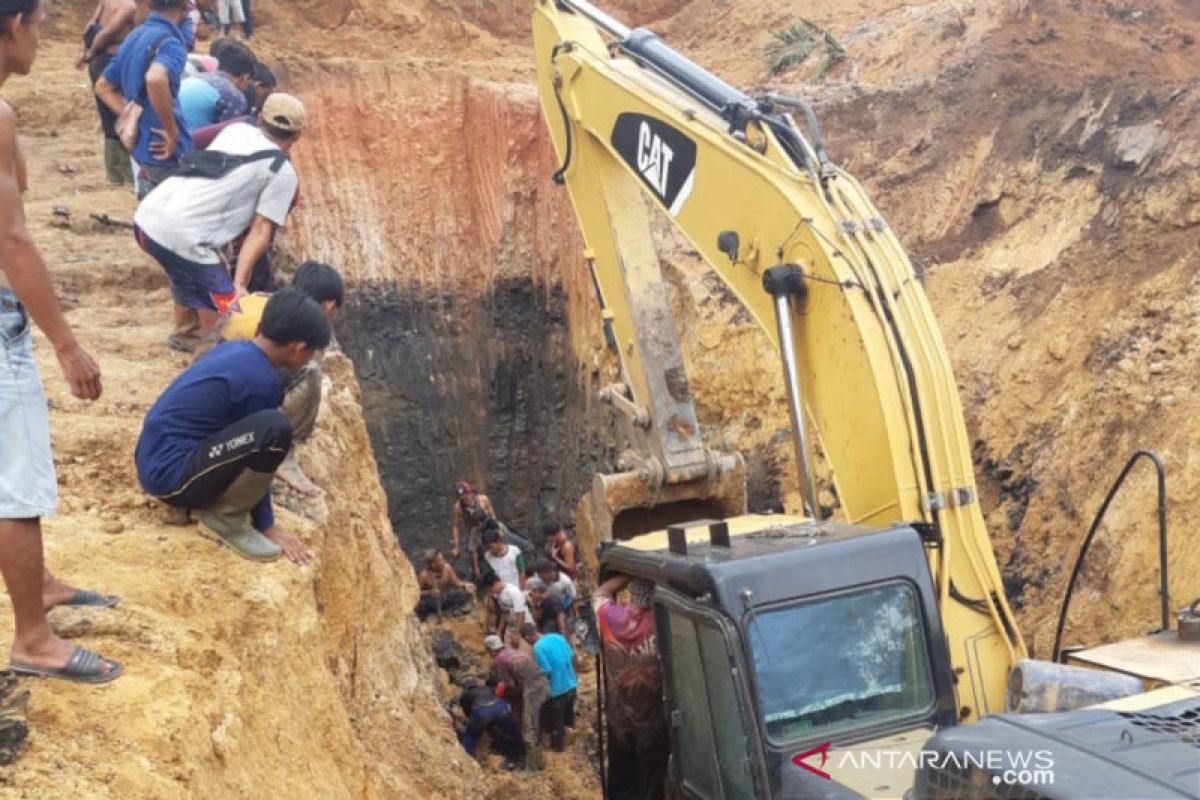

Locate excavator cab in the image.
[601,517,959,799]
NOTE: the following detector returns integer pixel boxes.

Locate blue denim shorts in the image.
[0,288,57,518]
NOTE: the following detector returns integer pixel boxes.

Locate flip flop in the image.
[10,646,122,685]
[60,589,121,609]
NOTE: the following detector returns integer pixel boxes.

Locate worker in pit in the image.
[415,549,473,621]
[135,289,327,564]
[595,572,669,800]
[449,480,497,581]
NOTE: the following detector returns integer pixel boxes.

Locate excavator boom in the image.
[533,0,1026,721]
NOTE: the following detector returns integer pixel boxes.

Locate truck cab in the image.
[600,515,960,799]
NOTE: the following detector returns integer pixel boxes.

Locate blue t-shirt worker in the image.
[94,0,192,197]
[135,290,327,565]
[522,624,578,752]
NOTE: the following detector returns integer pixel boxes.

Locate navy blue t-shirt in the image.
[102,13,192,168]
[136,341,282,530]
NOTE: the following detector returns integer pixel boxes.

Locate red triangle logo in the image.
[791,741,832,780]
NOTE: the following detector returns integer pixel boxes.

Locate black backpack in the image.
[169,148,288,180]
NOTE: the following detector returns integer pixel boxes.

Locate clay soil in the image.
[0,0,1198,797]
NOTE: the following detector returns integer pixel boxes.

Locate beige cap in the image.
[261,93,306,133]
[483,635,504,652]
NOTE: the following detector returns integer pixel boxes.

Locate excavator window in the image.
[656,593,761,798]
[745,581,936,744]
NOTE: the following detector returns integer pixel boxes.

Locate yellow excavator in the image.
[532,0,1199,797]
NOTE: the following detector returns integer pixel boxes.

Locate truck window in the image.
[745,582,935,744]
[660,605,758,798]
[696,623,756,797]
[662,608,722,796]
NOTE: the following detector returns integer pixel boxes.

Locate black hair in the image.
[534,559,557,575]
[481,573,502,589]
[539,520,563,538]
[481,528,501,547]
[148,0,184,9]
[0,0,38,28]
[259,288,331,350]
[217,41,255,78]
[292,261,344,307]
[519,623,538,638]
[261,121,298,143]
[254,62,276,87]
[208,36,235,58]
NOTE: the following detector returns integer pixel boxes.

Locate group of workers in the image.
[419,484,668,796]
[0,0,338,687]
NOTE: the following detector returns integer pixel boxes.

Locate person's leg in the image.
[544,692,566,751]
[218,0,231,36]
[226,0,245,29]
[414,595,438,622]
[241,0,252,39]
[277,362,322,494]
[0,297,118,680]
[564,687,576,729]
[161,409,291,560]
[496,711,526,764]
[163,408,292,510]
[524,686,546,770]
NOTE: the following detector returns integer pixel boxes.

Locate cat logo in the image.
[611,113,697,216]
[637,121,674,197]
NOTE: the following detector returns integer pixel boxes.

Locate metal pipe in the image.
[558,0,630,39]
[772,293,820,518]
[1052,450,1169,662]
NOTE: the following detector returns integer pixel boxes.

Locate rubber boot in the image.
[103,138,133,186]
[198,469,282,562]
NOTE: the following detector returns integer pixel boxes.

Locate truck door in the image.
[655,589,767,799]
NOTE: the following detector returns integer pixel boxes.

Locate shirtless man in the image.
[415,549,472,621]
[1,0,122,683]
[541,520,578,579]
[449,481,497,580]
[75,0,136,185]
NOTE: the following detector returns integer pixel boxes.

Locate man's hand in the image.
[54,340,101,400]
[74,50,88,70]
[450,543,460,558]
[233,282,249,299]
[263,526,310,565]
[149,127,177,161]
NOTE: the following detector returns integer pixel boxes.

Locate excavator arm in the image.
[533,0,1027,719]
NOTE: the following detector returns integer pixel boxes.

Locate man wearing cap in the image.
[449,480,497,581]
[485,633,548,772]
[132,92,306,350]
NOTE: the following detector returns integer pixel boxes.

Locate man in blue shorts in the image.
[132,92,304,351]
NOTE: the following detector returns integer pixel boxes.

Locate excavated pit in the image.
[335,279,612,553]
[284,71,794,557]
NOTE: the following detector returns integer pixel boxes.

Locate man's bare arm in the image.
[232,214,275,294]
[595,574,631,604]
[144,63,178,161]
[481,496,497,519]
[76,0,103,67]
[93,74,125,116]
[450,504,462,553]
[0,105,101,400]
[86,0,136,61]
